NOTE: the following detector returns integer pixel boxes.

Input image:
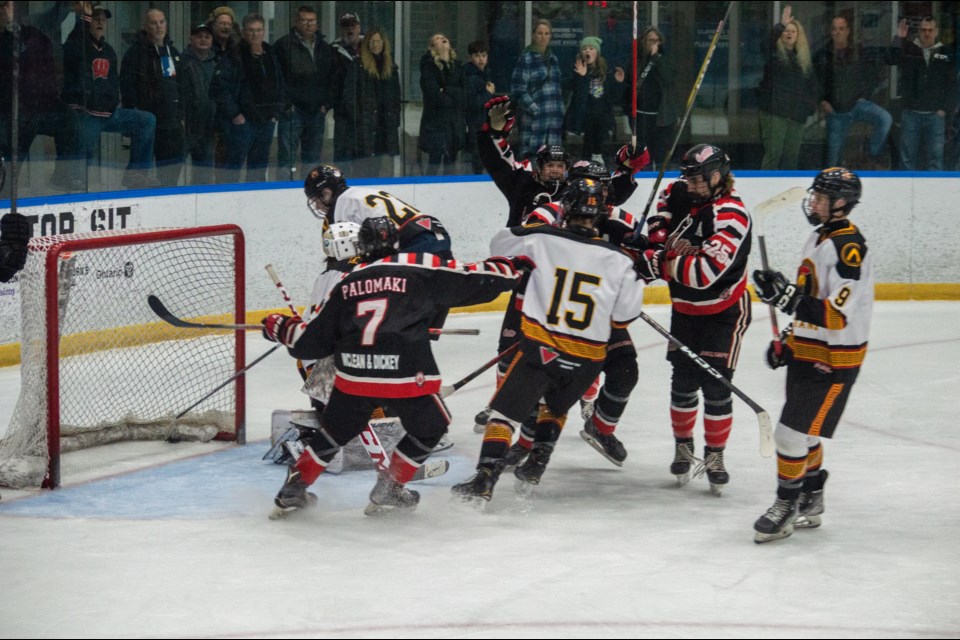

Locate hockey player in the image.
[752,167,873,543]
[262,216,523,517]
[451,178,645,501]
[303,164,453,260]
[633,143,753,494]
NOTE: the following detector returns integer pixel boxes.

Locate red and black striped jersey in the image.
[656,182,753,316]
[284,253,521,398]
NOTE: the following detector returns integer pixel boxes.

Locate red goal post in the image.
[0,225,246,489]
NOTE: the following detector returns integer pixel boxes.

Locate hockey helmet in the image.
[568,159,611,203]
[559,178,605,228]
[679,143,730,204]
[304,164,348,222]
[357,216,399,260]
[802,167,862,225]
[322,221,362,261]
[535,144,569,188]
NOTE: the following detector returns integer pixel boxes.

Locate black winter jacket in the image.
[120,31,182,126]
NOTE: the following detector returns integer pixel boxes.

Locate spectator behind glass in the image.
[886,17,955,171]
[510,19,563,160]
[621,26,677,170]
[564,36,617,165]
[211,13,285,182]
[756,5,818,170]
[181,23,217,185]
[120,8,185,187]
[814,15,892,169]
[207,5,240,181]
[274,5,334,181]
[331,11,364,173]
[463,40,495,174]
[0,0,83,192]
[62,4,158,189]
[353,27,401,178]
[418,33,466,176]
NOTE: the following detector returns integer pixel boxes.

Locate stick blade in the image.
[754,187,806,218]
[757,410,775,458]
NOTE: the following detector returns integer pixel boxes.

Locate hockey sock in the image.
[517,405,540,447]
[581,376,601,404]
[294,445,327,486]
[802,441,824,489]
[703,397,733,448]
[774,423,808,500]
[670,389,699,439]
[387,450,420,484]
[593,385,631,435]
[479,413,516,466]
[533,406,567,444]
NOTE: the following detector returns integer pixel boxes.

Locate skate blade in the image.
[363,502,418,517]
[579,430,625,468]
[432,437,454,453]
[514,476,538,497]
[753,525,795,544]
[794,515,822,529]
[268,506,294,520]
[674,472,691,486]
[709,483,724,496]
[449,492,490,511]
[473,421,487,434]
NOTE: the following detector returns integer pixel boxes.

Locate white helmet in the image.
[322,221,361,260]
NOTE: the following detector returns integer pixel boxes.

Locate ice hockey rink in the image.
[1,301,958,639]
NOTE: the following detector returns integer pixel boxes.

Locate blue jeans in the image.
[81,108,156,170]
[225,119,277,182]
[277,107,326,180]
[825,99,892,166]
[900,110,945,171]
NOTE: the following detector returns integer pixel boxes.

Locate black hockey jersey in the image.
[656,182,753,315]
[284,253,521,398]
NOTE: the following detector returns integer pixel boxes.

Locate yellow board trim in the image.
[2,284,959,367]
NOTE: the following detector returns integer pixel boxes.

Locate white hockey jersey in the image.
[787,219,873,376]
[333,187,424,228]
[490,224,644,363]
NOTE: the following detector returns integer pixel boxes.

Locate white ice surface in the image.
[1,302,958,639]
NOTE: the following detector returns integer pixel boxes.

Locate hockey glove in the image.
[664,180,694,214]
[645,214,669,248]
[482,95,515,136]
[765,324,794,369]
[616,143,651,173]
[262,313,302,347]
[486,255,536,277]
[753,269,800,314]
[634,249,667,283]
[0,213,31,283]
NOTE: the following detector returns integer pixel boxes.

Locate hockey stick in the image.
[631,1,638,151]
[148,295,261,330]
[439,341,520,399]
[174,345,281,423]
[753,187,807,353]
[637,0,734,229]
[264,264,451,480]
[638,311,774,457]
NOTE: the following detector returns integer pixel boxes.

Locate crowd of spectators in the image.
[1,2,959,196]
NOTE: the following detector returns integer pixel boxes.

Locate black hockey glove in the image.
[753,269,800,314]
[482,95,515,136]
[664,180,694,214]
[616,143,651,173]
[765,324,794,370]
[0,212,31,283]
[634,249,667,283]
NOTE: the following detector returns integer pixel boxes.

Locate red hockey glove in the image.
[486,255,536,277]
[645,214,669,247]
[482,95,515,136]
[634,249,667,283]
[616,143,651,173]
[262,313,301,346]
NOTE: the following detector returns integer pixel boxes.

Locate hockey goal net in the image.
[0,225,246,489]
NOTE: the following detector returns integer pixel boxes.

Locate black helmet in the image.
[568,159,611,203]
[559,178,605,228]
[679,144,730,204]
[304,164,348,221]
[802,167,862,225]
[535,144,569,190]
[357,216,399,260]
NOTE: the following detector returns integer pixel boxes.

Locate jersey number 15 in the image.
[546,268,600,330]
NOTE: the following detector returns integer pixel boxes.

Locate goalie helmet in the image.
[304,164,348,222]
[803,167,862,225]
[559,178,604,228]
[322,221,362,261]
[679,143,730,204]
[357,216,399,260]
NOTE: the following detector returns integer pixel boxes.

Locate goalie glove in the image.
[482,95,515,136]
[262,313,303,347]
[616,143,651,173]
[766,324,794,370]
[753,269,800,314]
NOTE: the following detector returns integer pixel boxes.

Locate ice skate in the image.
[501,441,531,469]
[753,497,799,543]
[364,472,420,516]
[579,419,626,467]
[514,443,554,494]
[670,439,697,486]
[694,446,729,495]
[451,466,501,504]
[796,470,829,529]
[473,406,492,433]
[269,468,317,520]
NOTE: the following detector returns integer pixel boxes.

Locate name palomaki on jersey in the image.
[340,276,408,299]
